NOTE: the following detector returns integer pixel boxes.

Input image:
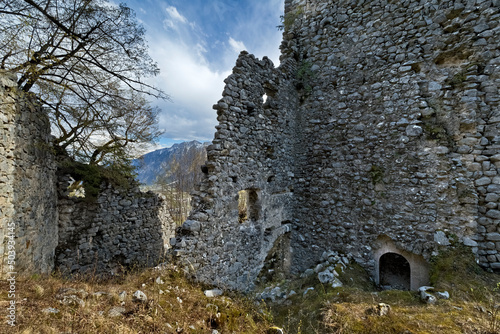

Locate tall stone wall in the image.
[56,178,175,275]
[0,71,58,276]
[175,0,500,290]
[283,0,500,272]
[174,52,300,291]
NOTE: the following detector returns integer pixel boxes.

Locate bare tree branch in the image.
[1,0,168,164]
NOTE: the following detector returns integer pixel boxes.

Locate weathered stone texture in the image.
[0,70,58,276]
[174,53,300,291]
[282,0,499,272]
[175,0,500,290]
[0,70,176,277]
[56,179,175,275]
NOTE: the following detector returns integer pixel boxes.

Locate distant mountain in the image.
[133,140,209,186]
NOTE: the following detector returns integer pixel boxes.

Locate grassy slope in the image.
[1,246,499,334]
[0,265,271,334]
[266,246,500,334]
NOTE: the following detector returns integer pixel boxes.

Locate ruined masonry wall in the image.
[0,71,58,276]
[176,0,500,290]
[57,179,175,275]
[284,0,500,271]
[174,53,300,291]
[0,70,176,277]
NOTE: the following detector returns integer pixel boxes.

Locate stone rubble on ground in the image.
[258,250,351,301]
[376,303,391,316]
[58,295,85,307]
[42,307,60,314]
[418,286,449,304]
[204,289,223,298]
[55,288,88,307]
[92,291,109,299]
[312,251,350,288]
[108,306,126,317]
[118,291,127,302]
[132,290,148,303]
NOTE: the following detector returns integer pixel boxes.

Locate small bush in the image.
[58,159,138,201]
[277,6,304,31]
[296,60,315,95]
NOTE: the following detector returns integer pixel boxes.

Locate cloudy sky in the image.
[124,0,284,149]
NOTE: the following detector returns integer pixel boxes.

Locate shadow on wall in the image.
[373,236,429,291]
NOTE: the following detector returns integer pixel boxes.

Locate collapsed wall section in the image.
[174,52,300,291]
[0,70,176,278]
[283,0,500,272]
[56,178,175,275]
[0,71,58,276]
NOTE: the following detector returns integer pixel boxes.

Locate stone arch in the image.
[379,252,411,290]
[373,236,429,291]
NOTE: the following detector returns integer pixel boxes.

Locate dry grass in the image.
[1,246,499,334]
[266,246,500,334]
[0,265,272,333]
[321,296,499,334]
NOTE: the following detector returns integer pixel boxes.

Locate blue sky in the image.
[124,0,284,150]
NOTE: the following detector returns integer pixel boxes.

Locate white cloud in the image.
[147,37,229,142]
[163,6,189,30]
[228,37,246,53]
[128,0,284,145]
[165,6,187,24]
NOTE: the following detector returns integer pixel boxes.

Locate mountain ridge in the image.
[133,140,209,185]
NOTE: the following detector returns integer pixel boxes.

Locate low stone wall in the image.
[0,71,58,277]
[56,176,175,276]
[0,70,176,278]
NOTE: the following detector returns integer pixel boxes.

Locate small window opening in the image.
[379,252,411,290]
[238,189,260,223]
[68,176,85,198]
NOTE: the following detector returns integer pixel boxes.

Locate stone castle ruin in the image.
[1,0,500,292]
[0,71,176,277]
[174,0,500,291]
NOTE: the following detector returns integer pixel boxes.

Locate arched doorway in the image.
[379,252,411,290]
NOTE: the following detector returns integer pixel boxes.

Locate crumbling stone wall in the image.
[174,53,300,291]
[0,70,176,278]
[175,0,500,290]
[56,177,175,275]
[0,71,58,276]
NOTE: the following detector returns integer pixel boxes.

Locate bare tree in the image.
[156,144,207,224]
[0,0,168,164]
